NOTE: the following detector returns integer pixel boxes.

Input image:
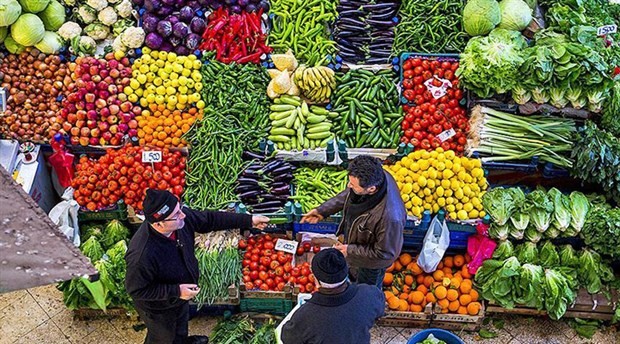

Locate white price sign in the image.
[424,76,453,100]
[275,239,298,255]
[598,25,617,36]
[0,87,6,113]
[437,128,456,142]
[142,150,162,163]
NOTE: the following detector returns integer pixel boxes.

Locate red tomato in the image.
[402,79,414,89]
[270,261,280,269]
[298,276,309,285]
[250,261,259,271]
[312,245,321,253]
[404,128,414,139]
[245,282,254,290]
[275,267,284,276]
[296,247,305,256]
[403,59,413,70]
[260,256,271,267]
[306,283,315,293]
[238,239,247,250]
[404,113,415,123]
[301,267,311,277]
[266,278,275,289]
[302,242,311,251]
[403,70,415,79]
[277,282,286,291]
[403,89,415,101]
[413,76,424,85]
[283,262,293,273]
[401,121,411,130]
[411,58,422,67]
[242,259,251,267]
[259,283,269,291]
[259,271,268,281]
[291,268,301,277]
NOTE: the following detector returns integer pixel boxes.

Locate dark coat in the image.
[281,283,385,344]
[124,208,252,313]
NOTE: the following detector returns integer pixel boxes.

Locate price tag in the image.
[0,87,6,113]
[275,239,298,255]
[437,128,456,142]
[598,25,617,36]
[424,76,453,100]
[142,150,162,163]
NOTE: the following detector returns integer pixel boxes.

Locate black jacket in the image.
[125,208,252,313]
[281,284,385,344]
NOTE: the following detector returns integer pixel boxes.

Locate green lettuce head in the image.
[463,0,501,36]
[498,0,533,31]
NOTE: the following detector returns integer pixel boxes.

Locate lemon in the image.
[410,162,420,172]
[427,179,436,189]
[455,188,464,199]
[463,203,474,212]
[418,175,427,187]
[446,204,456,213]
[432,204,440,213]
[442,169,454,179]
[436,186,445,197]
[452,163,462,174]
[421,151,430,160]
[405,201,412,209]
[436,162,446,171]
[450,179,460,190]
[412,183,421,193]
[437,197,446,207]
[423,188,432,196]
[402,194,410,203]
[463,185,472,196]
[402,183,413,194]
[446,197,455,205]
[468,209,479,218]
[456,203,463,211]
[471,167,484,179]
[441,179,451,189]
[444,189,453,197]
[423,203,432,211]
[479,211,486,217]
[128,94,138,103]
[425,195,433,203]
[445,160,453,170]
[449,212,457,220]
[428,169,438,180]
[123,86,133,95]
[457,210,468,220]
[430,150,438,159]
[414,150,423,159]
[471,197,481,207]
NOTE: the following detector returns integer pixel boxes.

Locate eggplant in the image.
[271,164,294,176]
[273,173,294,182]
[262,194,289,201]
[242,151,265,161]
[242,172,263,179]
[271,186,291,196]
[252,207,284,214]
[237,177,261,185]
[238,189,264,199]
[261,159,286,174]
[269,180,289,188]
[338,17,366,26]
[366,19,395,26]
[253,200,285,209]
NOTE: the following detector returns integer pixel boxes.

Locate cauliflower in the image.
[113,18,133,36]
[112,35,126,52]
[58,21,83,40]
[86,0,108,10]
[120,26,145,49]
[71,36,97,56]
[115,0,133,18]
[84,23,111,40]
[98,7,118,26]
[77,6,97,24]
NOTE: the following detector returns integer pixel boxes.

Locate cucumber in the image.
[310,105,329,115]
[307,124,332,133]
[271,127,296,136]
[307,132,332,140]
[280,95,302,106]
[269,110,294,121]
[268,135,291,142]
[270,104,296,112]
[307,115,327,124]
[285,109,298,129]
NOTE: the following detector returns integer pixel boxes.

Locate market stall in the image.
[1,0,619,342]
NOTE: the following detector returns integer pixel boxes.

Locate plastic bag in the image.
[48,187,80,247]
[417,214,450,273]
[467,234,497,275]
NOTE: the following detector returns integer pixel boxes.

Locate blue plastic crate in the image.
[474,152,539,173]
[292,215,342,236]
[542,162,569,178]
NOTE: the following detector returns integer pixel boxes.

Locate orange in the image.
[450,278,461,289]
[410,262,423,275]
[465,253,472,263]
[409,291,425,305]
[457,306,468,315]
[446,289,459,302]
[387,296,400,310]
[384,291,395,300]
[469,289,479,302]
[459,280,472,294]
[399,293,409,301]
[454,255,465,267]
[423,276,434,288]
[426,293,437,304]
[397,299,409,311]
[410,304,423,313]
[434,286,447,300]
[416,285,428,295]
[437,262,444,270]
[401,285,411,294]
[442,267,453,276]
[448,300,460,312]
[383,273,394,286]
[437,299,449,310]
[433,282,441,289]
[443,256,454,268]
[467,302,481,315]
[416,274,425,285]
[405,275,415,286]
[432,270,444,282]
[390,286,400,296]
[386,262,395,273]
[399,253,413,266]
[461,265,472,279]
[459,294,472,306]
[393,261,403,272]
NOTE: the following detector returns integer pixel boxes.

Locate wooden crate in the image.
[486,289,618,321]
[431,303,485,332]
[238,283,299,300]
[377,303,433,328]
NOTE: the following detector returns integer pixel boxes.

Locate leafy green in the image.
[578,249,603,294]
[515,263,544,309]
[567,191,590,236]
[102,220,129,250]
[488,223,510,241]
[80,236,104,262]
[478,329,498,339]
[549,188,571,232]
[493,240,515,260]
[526,189,554,233]
[539,241,560,268]
[569,318,600,339]
[498,0,533,31]
[515,241,539,264]
[478,257,521,308]
[525,226,543,243]
[462,0,501,36]
[543,268,576,320]
[482,187,519,226]
[558,245,579,268]
[509,188,530,238]
[601,82,620,137]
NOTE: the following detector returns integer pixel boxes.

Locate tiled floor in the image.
[0,285,618,344]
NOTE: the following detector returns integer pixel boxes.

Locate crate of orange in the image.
[381,252,484,330]
[136,105,203,148]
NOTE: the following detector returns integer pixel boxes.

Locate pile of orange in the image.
[383,253,482,316]
[136,105,202,147]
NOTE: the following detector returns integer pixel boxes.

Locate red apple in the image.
[80,127,90,137]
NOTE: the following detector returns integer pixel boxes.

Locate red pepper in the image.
[236,52,263,64]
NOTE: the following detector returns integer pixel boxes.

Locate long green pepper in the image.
[291,167,348,212]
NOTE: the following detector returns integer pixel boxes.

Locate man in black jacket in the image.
[301,155,406,288]
[280,249,385,344]
[125,189,269,344]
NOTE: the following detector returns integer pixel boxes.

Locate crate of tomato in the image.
[399,53,468,154]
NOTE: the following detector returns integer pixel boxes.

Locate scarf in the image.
[342,175,387,236]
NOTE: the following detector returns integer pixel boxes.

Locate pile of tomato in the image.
[400,57,469,153]
[239,234,317,293]
[72,145,186,212]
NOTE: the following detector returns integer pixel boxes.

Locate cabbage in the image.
[0,27,6,43]
[498,0,532,31]
[463,0,501,36]
[11,13,45,46]
[18,0,50,13]
[35,31,63,53]
[0,0,21,26]
[38,0,65,31]
[3,35,24,53]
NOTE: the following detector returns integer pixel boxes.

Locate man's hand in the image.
[334,243,348,257]
[301,209,324,224]
[179,284,200,300]
[252,215,270,230]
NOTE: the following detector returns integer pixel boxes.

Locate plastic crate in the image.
[403,218,478,250]
[235,202,295,233]
[542,162,570,178]
[78,200,128,222]
[293,214,342,236]
[475,153,539,173]
[398,53,460,105]
[239,298,293,316]
[408,329,465,344]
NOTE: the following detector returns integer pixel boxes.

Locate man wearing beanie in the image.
[301,155,406,288]
[125,189,269,344]
[280,248,385,344]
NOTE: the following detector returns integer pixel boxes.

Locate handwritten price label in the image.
[275,239,298,255]
[437,128,456,142]
[424,76,453,100]
[142,151,162,163]
[598,25,617,36]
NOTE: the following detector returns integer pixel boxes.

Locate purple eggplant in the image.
[161,0,175,4]
[144,0,159,12]
[187,0,200,8]
[185,33,200,50]
[157,20,173,37]
[245,3,256,11]
[173,22,189,38]
[145,32,163,49]
[190,17,206,34]
[179,6,194,23]
[242,151,265,161]
[258,0,269,11]
[238,0,249,6]
[253,201,285,209]
[271,186,290,196]
[273,173,293,182]
[239,190,263,199]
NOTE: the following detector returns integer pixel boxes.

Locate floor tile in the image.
[0,290,28,313]
[109,316,147,343]
[75,323,126,344]
[28,284,66,318]
[0,292,49,343]
[386,333,409,344]
[370,326,400,344]
[51,308,108,343]
[13,319,70,344]
[397,327,422,341]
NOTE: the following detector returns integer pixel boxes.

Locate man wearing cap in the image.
[280,248,385,344]
[125,189,270,344]
[301,155,406,288]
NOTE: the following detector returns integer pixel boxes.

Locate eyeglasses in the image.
[158,204,185,222]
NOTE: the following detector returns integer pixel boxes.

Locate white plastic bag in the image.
[417,214,450,273]
[48,187,81,247]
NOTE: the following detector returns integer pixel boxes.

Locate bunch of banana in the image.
[293,65,336,103]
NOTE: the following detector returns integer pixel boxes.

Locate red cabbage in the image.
[189,17,205,34]
[175,45,190,55]
[238,0,249,6]
[161,0,175,4]
[144,0,160,12]
[173,22,189,38]
[169,35,182,46]
[160,41,174,52]
[157,7,173,17]
[142,13,159,33]
[185,33,200,50]
[157,20,173,37]
[231,5,241,13]
[179,6,194,23]
[167,15,179,25]
[187,0,200,8]
[145,32,163,49]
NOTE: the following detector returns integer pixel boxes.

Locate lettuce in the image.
[515,241,539,265]
[549,188,571,232]
[515,264,544,309]
[102,220,129,249]
[578,249,603,294]
[493,240,515,260]
[559,245,579,268]
[525,226,543,243]
[568,191,589,234]
[544,268,576,320]
[539,241,560,268]
[489,222,510,241]
[527,189,554,233]
[80,236,104,262]
[482,187,518,226]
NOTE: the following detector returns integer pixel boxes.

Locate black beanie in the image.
[143,189,178,223]
[311,248,348,284]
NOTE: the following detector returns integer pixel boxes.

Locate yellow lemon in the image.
[418,175,428,187]
[457,210,468,220]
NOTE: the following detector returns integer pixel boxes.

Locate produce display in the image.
[236,155,294,213]
[383,253,482,315]
[581,203,620,259]
[290,167,348,213]
[72,145,185,211]
[292,65,336,104]
[210,316,276,344]
[58,220,132,311]
[135,107,201,147]
[267,0,337,65]
[483,187,590,242]
[468,106,576,168]
[387,148,487,220]
[331,69,401,149]
[0,49,68,142]
[333,0,399,64]
[393,0,467,55]
[400,56,468,152]
[199,7,271,64]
